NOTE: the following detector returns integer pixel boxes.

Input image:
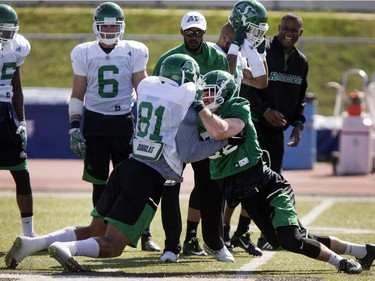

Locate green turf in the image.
[0,192,374,279]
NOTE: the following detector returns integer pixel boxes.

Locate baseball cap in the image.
[181,11,207,31]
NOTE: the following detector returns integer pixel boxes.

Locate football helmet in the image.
[159,54,200,86]
[201,70,238,111]
[229,0,269,48]
[0,4,19,45]
[92,2,125,45]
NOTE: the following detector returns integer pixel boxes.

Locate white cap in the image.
[181,11,207,31]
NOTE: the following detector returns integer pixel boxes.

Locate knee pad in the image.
[11,170,32,195]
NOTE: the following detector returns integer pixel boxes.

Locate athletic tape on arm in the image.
[69,98,84,117]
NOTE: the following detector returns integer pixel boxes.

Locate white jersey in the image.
[0,34,30,102]
[133,76,195,176]
[70,40,149,115]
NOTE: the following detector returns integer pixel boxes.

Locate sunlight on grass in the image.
[0,192,374,280]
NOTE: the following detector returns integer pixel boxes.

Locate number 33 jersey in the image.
[70,40,149,115]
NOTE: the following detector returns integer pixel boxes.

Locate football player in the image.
[196,69,375,275]
[0,4,35,238]
[67,2,159,252]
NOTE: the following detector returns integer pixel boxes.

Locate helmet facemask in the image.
[0,23,18,45]
[202,71,238,112]
[93,18,125,45]
[245,22,268,48]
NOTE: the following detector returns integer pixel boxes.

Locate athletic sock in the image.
[76,238,100,257]
[328,253,343,267]
[345,243,367,259]
[21,216,35,237]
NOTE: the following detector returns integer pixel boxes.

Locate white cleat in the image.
[48,242,85,272]
[160,251,179,263]
[5,236,34,269]
[203,243,235,262]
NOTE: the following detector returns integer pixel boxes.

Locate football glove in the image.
[233,27,247,47]
[69,128,86,157]
[16,121,27,150]
[228,128,246,146]
[256,36,267,61]
[193,88,205,113]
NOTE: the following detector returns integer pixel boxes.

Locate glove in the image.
[228,128,246,146]
[256,36,267,61]
[193,88,205,113]
[69,128,86,157]
[243,39,266,78]
[233,27,247,47]
[16,121,27,150]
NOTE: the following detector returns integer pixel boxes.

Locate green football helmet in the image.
[201,70,238,111]
[92,2,125,45]
[0,4,19,45]
[229,0,269,48]
[159,54,200,86]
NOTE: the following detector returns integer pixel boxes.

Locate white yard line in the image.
[236,197,336,274]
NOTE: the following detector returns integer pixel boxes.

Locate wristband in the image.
[70,118,80,129]
[244,41,266,78]
[228,44,240,56]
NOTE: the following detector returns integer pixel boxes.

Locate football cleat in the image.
[141,235,161,252]
[48,242,85,272]
[5,236,34,269]
[160,251,179,263]
[231,232,263,256]
[357,243,375,270]
[338,259,362,274]
[183,237,207,256]
[203,243,234,262]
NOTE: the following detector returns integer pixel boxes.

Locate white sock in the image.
[327,253,344,267]
[76,238,100,258]
[21,216,35,237]
[345,243,367,259]
[44,226,77,247]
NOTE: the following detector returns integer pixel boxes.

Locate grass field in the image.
[0,191,374,280]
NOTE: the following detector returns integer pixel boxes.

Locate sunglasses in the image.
[183,30,205,37]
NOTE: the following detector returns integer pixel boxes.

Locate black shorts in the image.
[91,158,165,247]
[218,160,300,249]
[0,102,27,170]
[82,110,135,184]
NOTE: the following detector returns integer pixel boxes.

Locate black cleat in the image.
[357,244,375,270]
[338,259,362,274]
[141,235,161,252]
[183,237,207,256]
[231,232,262,257]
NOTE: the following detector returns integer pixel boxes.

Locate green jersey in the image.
[209,97,263,180]
[153,42,229,76]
